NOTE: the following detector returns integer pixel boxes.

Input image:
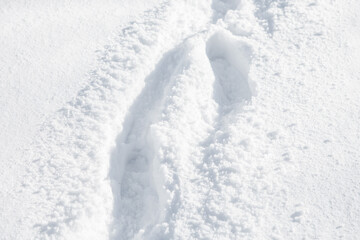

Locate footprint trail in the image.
[22,0,290,239]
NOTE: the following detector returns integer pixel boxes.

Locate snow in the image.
[0,0,159,170]
[1,0,360,239]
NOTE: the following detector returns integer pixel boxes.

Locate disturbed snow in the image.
[1,0,360,239]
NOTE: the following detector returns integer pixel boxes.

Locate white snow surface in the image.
[1,0,359,239]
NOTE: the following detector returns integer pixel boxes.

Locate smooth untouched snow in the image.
[0,0,359,239]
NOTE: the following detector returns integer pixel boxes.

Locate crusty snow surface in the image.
[1,0,359,239]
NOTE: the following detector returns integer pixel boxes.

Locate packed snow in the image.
[1,0,359,239]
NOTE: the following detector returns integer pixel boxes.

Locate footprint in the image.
[109,41,197,239]
[206,30,254,107]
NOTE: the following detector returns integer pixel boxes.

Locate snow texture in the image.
[1,0,360,239]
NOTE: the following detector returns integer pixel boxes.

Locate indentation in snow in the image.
[206,30,254,106]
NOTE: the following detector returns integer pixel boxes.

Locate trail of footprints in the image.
[109,13,257,240]
[27,0,281,239]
